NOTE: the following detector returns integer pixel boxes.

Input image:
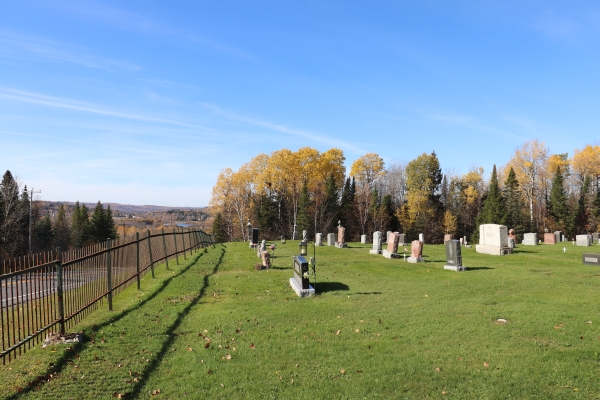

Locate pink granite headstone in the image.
[387,233,400,253]
[261,251,271,269]
[444,234,452,243]
[410,240,423,258]
[544,233,556,244]
[337,226,345,244]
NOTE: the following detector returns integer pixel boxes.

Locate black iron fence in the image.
[0,227,214,364]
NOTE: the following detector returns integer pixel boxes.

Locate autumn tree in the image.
[350,153,385,236]
[506,139,549,229]
[442,210,457,236]
[571,145,600,189]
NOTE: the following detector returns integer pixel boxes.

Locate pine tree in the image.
[574,176,591,234]
[477,165,506,226]
[90,201,111,242]
[382,194,397,232]
[212,213,227,243]
[503,167,525,236]
[547,165,570,233]
[0,170,28,257]
[34,213,54,252]
[71,201,91,248]
[53,204,71,250]
[105,205,117,240]
[322,173,339,233]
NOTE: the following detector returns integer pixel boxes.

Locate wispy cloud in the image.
[0,87,213,131]
[0,30,141,72]
[201,102,366,154]
[427,112,525,141]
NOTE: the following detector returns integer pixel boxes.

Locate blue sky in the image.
[1,1,599,207]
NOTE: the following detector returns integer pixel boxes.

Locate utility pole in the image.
[26,188,42,255]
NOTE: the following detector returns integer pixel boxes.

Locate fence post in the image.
[162,228,169,269]
[181,227,187,260]
[173,228,179,265]
[147,230,155,278]
[56,247,65,335]
[107,239,113,311]
[136,232,141,290]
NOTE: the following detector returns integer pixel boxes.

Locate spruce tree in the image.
[323,173,339,233]
[212,213,227,243]
[574,176,591,234]
[547,166,570,233]
[90,201,110,241]
[105,205,117,240]
[503,167,525,235]
[53,204,71,250]
[477,165,506,226]
[34,213,54,252]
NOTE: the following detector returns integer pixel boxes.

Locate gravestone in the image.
[407,240,424,263]
[315,233,322,246]
[280,236,286,244]
[592,233,600,244]
[336,224,347,248]
[252,228,259,245]
[247,221,253,247]
[382,232,400,259]
[386,231,392,244]
[419,233,424,243]
[507,237,515,249]
[576,234,592,246]
[444,234,452,243]
[261,251,271,269]
[522,233,538,246]
[370,231,383,254]
[544,233,556,244]
[582,253,600,266]
[555,231,563,244]
[476,224,511,255]
[460,238,464,245]
[327,233,335,246]
[302,230,308,241]
[361,234,367,244]
[398,233,406,246]
[443,239,464,271]
[289,255,314,297]
[292,224,298,240]
[463,236,467,245]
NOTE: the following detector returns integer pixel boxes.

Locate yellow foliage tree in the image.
[350,153,385,234]
[442,210,457,235]
[571,144,600,186]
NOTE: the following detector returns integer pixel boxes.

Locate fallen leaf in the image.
[151,389,161,395]
[113,392,130,398]
[335,330,341,335]
[249,343,255,349]
[205,342,210,349]
[225,354,231,360]
[187,346,193,351]
[435,367,441,372]
[483,362,489,368]
[442,391,447,395]
[587,321,592,324]
[355,329,360,333]
[340,369,345,374]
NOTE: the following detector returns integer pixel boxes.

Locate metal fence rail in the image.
[0,228,214,364]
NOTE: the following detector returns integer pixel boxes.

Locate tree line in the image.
[0,170,117,259]
[210,140,600,243]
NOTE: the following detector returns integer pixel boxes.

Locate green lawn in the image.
[1,240,600,399]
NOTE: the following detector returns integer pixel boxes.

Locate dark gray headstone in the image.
[247,222,253,242]
[593,233,600,244]
[444,239,464,271]
[293,255,310,289]
[252,228,259,245]
[583,253,600,266]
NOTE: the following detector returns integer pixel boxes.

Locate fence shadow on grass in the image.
[465,266,495,271]
[7,247,217,400]
[316,282,349,293]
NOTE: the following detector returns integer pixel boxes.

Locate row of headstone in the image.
[475,224,512,255]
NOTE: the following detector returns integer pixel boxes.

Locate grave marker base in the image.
[407,256,424,263]
[289,278,315,297]
[382,249,400,259]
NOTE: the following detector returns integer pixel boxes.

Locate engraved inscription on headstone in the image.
[582,253,600,266]
[444,239,464,271]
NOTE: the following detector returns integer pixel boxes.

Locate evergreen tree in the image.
[212,213,227,243]
[440,174,449,208]
[547,166,570,234]
[339,177,352,227]
[503,167,526,237]
[296,181,312,238]
[253,194,278,239]
[382,194,398,232]
[33,213,54,252]
[71,201,91,248]
[477,165,506,227]
[105,205,118,240]
[0,170,28,257]
[322,173,339,233]
[574,176,591,234]
[89,201,113,241]
[53,204,71,250]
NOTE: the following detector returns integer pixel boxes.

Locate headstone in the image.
[522,233,538,246]
[261,251,271,269]
[407,240,424,263]
[444,234,452,243]
[476,224,512,255]
[582,253,600,266]
[463,236,467,245]
[386,231,392,244]
[280,236,286,244]
[302,230,308,241]
[592,233,600,244]
[576,234,592,246]
[260,240,266,252]
[336,225,347,248]
[507,237,515,249]
[247,221,253,247]
[544,233,556,244]
[256,243,261,258]
[315,233,322,246]
[443,239,464,271]
[361,234,367,244]
[382,232,400,259]
[508,228,517,247]
[327,233,335,246]
[398,233,406,246]
[460,238,464,245]
[252,228,259,245]
[419,233,424,243]
[289,255,314,297]
[555,231,563,244]
[292,224,298,240]
[370,231,383,254]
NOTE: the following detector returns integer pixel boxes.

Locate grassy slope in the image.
[1,241,600,399]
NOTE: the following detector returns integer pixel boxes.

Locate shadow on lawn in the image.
[7,245,222,400]
[316,281,349,293]
[465,266,495,271]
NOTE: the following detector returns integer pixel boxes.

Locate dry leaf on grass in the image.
[151,389,161,395]
[249,343,255,349]
[483,362,489,368]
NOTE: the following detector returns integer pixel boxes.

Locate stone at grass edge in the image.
[576,234,592,246]
[315,233,322,246]
[443,239,464,271]
[370,231,382,254]
[544,233,556,244]
[361,234,367,244]
[522,233,538,245]
[261,251,271,269]
[327,233,335,246]
[335,224,347,248]
[582,253,600,266]
[407,240,424,263]
[476,224,512,255]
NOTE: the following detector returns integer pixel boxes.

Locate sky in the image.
[1,1,600,207]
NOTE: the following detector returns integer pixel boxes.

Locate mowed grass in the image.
[1,240,600,399]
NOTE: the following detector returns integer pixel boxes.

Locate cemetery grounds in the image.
[1,240,599,399]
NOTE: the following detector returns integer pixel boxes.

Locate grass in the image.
[1,240,600,399]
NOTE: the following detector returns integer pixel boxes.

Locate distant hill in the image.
[45,202,208,215]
